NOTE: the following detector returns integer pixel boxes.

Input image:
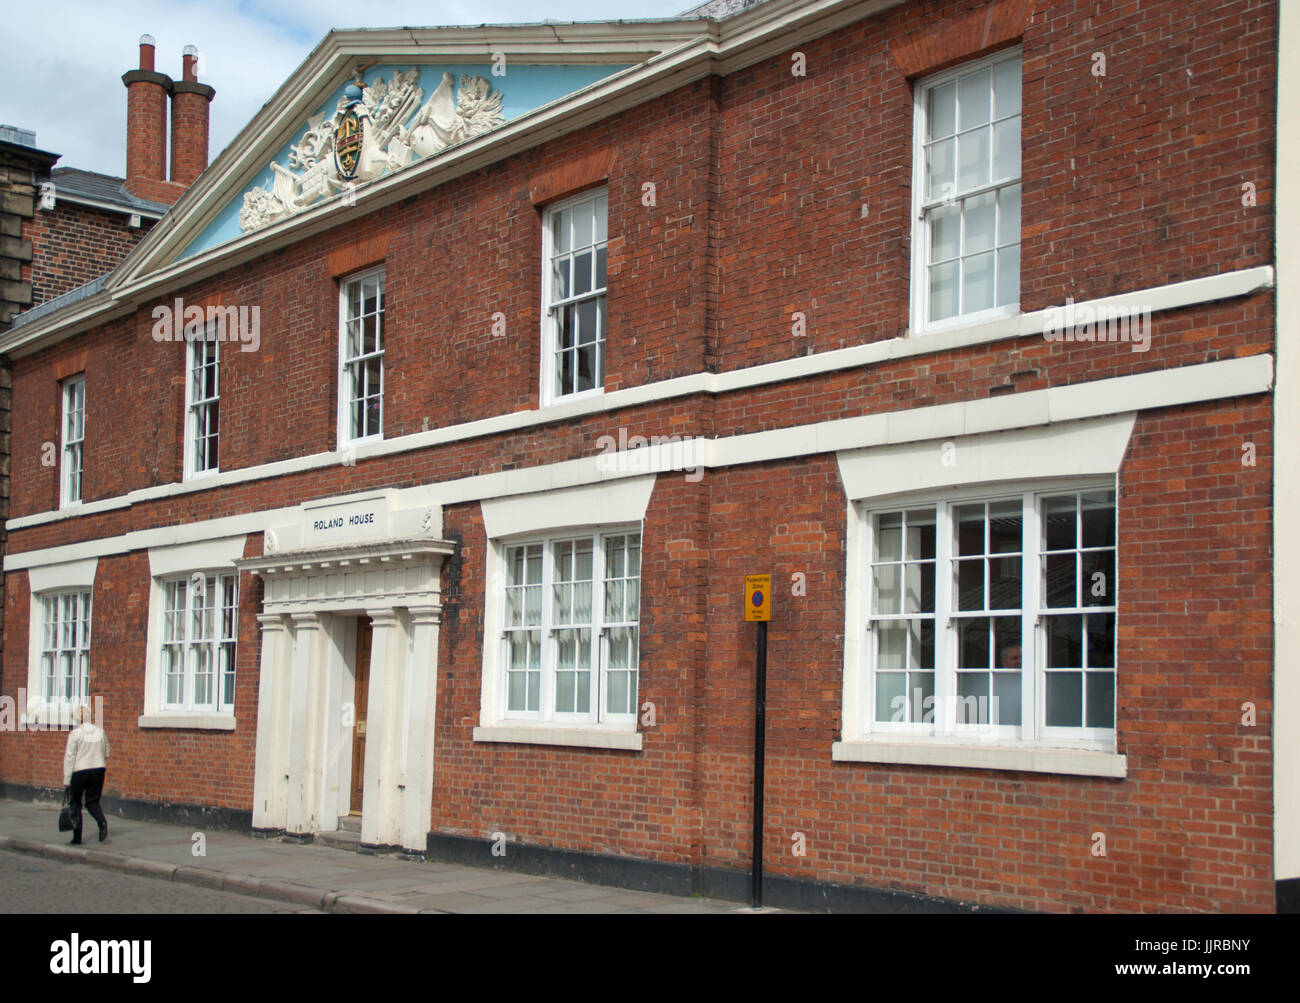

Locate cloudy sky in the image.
[1,0,695,177]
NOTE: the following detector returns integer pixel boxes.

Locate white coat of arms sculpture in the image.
[238,68,505,232]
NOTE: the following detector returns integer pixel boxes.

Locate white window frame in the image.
[910,47,1022,335]
[854,478,1117,752]
[496,527,641,728]
[540,188,608,407]
[36,590,92,712]
[59,375,85,507]
[338,267,386,448]
[158,571,239,715]
[184,327,220,479]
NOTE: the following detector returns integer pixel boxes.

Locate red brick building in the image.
[1,0,1295,913]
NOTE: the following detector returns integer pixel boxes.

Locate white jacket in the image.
[63,723,110,784]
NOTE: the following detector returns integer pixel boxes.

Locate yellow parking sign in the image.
[745,574,771,622]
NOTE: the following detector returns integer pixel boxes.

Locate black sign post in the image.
[744,574,771,910]
[752,617,768,909]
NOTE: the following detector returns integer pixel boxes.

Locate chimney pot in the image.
[138,34,155,71]
[169,45,216,187]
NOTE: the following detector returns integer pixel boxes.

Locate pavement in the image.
[0,798,762,914]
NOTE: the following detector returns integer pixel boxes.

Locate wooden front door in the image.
[349,617,372,814]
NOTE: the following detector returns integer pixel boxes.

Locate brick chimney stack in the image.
[121,36,216,204]
[170,44,215,187]
[122,35,174,201]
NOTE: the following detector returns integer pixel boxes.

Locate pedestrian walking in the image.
[63,703,110,845]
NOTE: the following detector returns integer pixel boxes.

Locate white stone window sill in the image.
[138,714,237,731]
[831,739,1126,778]
[473,724,642,751]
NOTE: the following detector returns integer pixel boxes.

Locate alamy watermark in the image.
[1042,296,1150,353]
[0,690,104,732]
[596,427,705,482]
[890,690,1008,741]
[151,297,261,352]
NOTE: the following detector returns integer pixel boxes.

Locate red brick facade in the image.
[0,0,1282,912]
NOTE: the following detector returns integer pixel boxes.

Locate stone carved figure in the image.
[238,68,505,232]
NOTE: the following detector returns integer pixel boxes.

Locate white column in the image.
[251,613,290,832]
[285,612,329,836]
[361,608,403,847]
[318,616,351,829]
[401,605,442,852]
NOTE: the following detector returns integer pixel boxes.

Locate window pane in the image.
[957,558,983,612]
[957,617,990,668]
[909,670,935,723]
[997,244,1020,307]
[964,192,996,253]
[1044,495,1077,550]
[957,68,991,130]
[873,563,900,615]
[930,204,960,262]
[1086,612,1115,669]
[993,57,1021,118]
[1083,550,1115,606]
[928,81,956,139]
[929,260,959,321]
[926,138,955,201]
[876,671,905,723]
[905,511,935,559]
[507,662,528,711]
[1086,671,1115,728]
[607,669,628,717]
[913,620,935,669]
[993,118,1020,182]
[903,562,935,615]
[963,250,995,314]
[877,513,902,562]
[997,185,1021,246]
[576,298,599,346]
[992,670,1021,726]
[1081,491,1116,547]
[877,622,907,670]
[1046,614,1082,667]
[1046,672,1082,727]
[573,251,592,297]
[553,258,570,301]
[554,208,570,253]
[989,556,1021,610]
[956,129,990,191]
[957,671,989,723]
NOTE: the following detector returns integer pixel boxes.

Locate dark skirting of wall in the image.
[0,781,252,832]
[424,831,1016,913]
[1278,878,1299,914]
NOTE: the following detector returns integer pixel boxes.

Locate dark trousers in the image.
[69,767,107,839]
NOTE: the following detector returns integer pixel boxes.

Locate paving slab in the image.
[0,798,762,914]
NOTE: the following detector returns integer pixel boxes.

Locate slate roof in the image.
[51,167,170,216]
[8,275,107,330]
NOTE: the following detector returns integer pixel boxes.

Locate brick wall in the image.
[28,202,157,307]
[0,0,1280,911]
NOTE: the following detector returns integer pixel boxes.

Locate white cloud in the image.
[0,0,690,177]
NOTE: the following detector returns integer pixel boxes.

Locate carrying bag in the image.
[57,789,79,833]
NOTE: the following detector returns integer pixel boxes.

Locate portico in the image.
[237,490,454,853]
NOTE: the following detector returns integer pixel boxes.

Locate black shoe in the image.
[98,823,107,842]
[69,837,82,845]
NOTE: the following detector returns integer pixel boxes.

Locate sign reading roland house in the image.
[302,493,392,544]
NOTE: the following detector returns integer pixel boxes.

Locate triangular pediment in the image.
[111,19,713,288]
